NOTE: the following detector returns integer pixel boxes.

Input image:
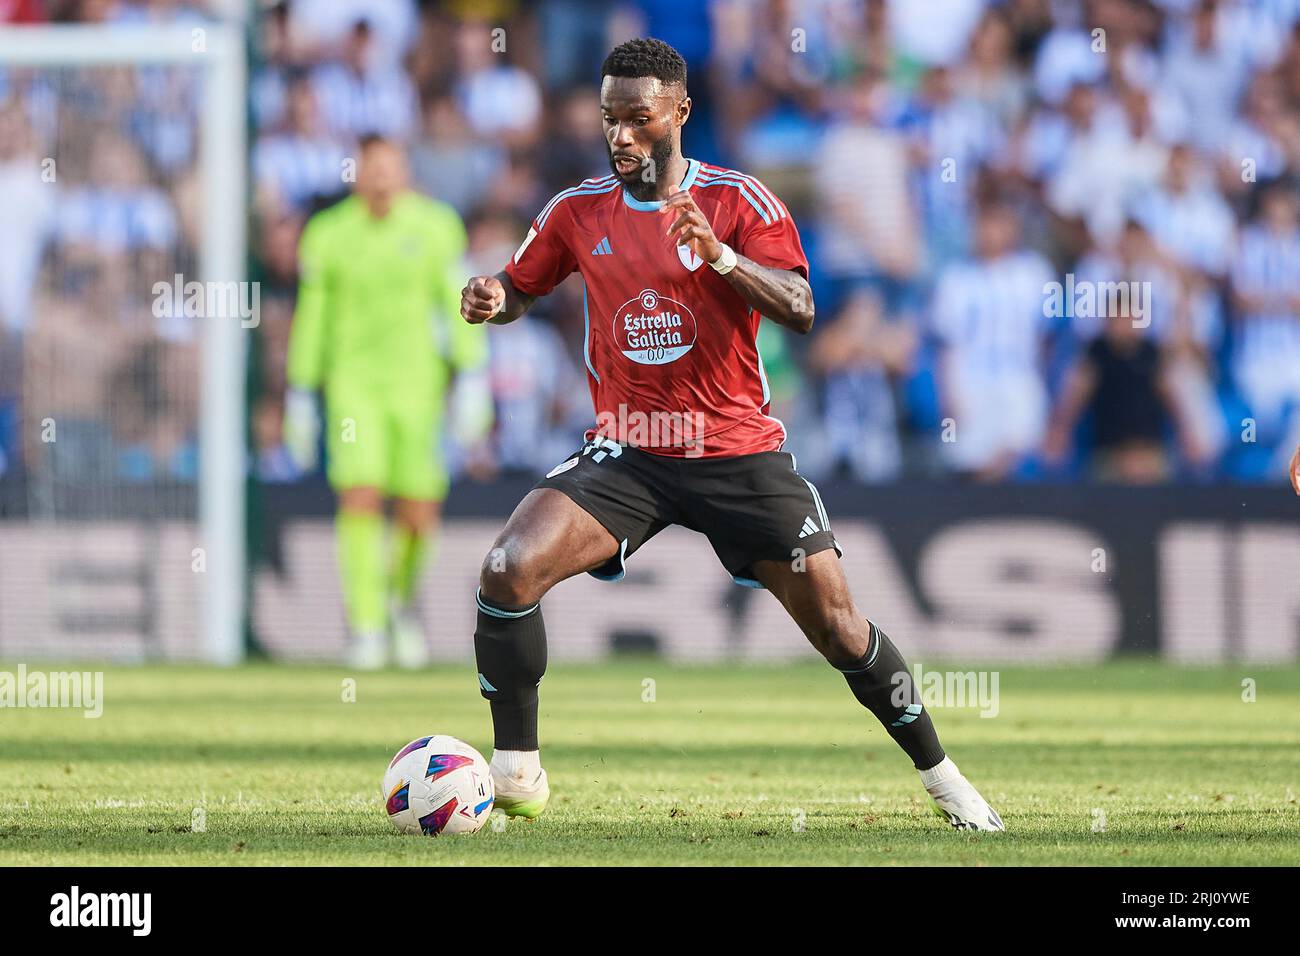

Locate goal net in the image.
[0,23,246,664]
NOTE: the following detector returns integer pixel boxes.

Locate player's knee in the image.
[804,609,870,669]
[338,486,383,513]
[393,498,439,533]
[478,538,550,607]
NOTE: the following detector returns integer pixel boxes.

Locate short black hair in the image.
[601,37,687,90]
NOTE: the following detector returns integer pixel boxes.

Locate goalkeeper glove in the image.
[283,387,321,473]
[449,369,494,448]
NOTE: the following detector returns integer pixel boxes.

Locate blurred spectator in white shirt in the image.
[1230,181,1300,443]
[253,74,349,216]
[1218,70,1300,200]
[1160,0,1262,153]
[1131,143,1237,281]
[56,132,177,265]
[901,64,1005,267]
[452,17,542,148]
[1014,79,1125,184]
[288,0,419,66]
[888,0,986,67]
[1032,3,1108,106]
[0,100,52,336]
[814,67,919,293]
[311,18,418,141]
[932,200,1056,479]
[957,7,1031,129]
[1046,83,1169,251]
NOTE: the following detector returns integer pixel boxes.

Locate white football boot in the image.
[390,603,429,670]
[920,756,1005,832]
[489,750,550,819]
[346,629,387,671]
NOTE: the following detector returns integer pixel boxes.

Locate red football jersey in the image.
[503,158,809,458]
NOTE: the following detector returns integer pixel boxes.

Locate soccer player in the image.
[460,39,1003,830]
[285,134,490,669]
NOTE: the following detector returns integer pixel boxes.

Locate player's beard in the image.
[611,132,675,203]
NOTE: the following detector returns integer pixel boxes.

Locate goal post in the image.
[0,23,248,665]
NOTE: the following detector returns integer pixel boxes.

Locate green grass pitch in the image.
[1,661,1298,866]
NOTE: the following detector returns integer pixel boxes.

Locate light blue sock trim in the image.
[475,587,539,619]
[836,622,882,674]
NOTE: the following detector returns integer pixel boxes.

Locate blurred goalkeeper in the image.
[284,134,490,669]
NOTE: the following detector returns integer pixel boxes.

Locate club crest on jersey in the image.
[676,244,705,271]
[614,289,697,365]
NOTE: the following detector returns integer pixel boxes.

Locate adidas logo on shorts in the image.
[798,516,820,538]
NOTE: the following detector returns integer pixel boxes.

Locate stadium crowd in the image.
[3,0,1300,488]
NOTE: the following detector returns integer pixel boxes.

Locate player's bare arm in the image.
[460,271,535,326]
[661,189,814,334]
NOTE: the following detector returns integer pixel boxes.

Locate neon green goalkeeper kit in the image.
[287,191,485,500]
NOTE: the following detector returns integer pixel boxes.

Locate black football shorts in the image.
[535,435,842,587]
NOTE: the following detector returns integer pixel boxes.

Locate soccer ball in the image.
[381,735,494,836]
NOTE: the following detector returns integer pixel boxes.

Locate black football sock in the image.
[473,588,548,751]
[836,621,946,771]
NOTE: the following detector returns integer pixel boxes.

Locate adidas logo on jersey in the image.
[591,236,613,256]
[798,516,820,538]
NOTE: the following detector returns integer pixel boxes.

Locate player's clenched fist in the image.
[461,275,505,324]
[1289,443,1300,496]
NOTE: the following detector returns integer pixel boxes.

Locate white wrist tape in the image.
[709,243,738,275]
